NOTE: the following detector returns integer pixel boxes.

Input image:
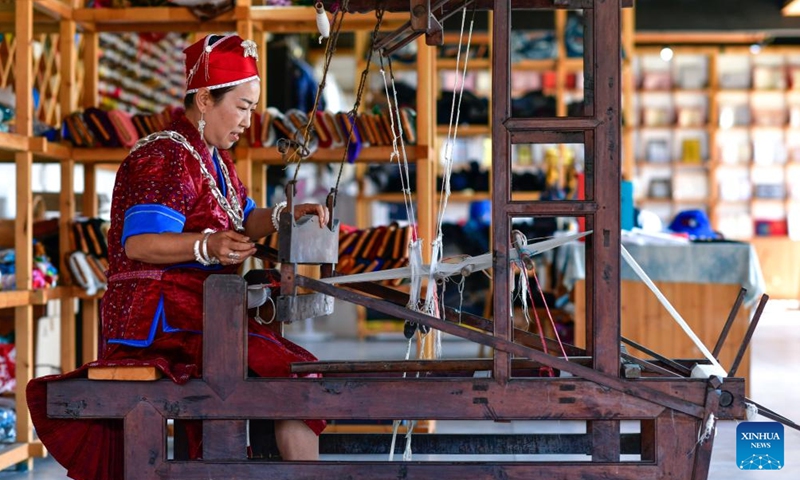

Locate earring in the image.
[198,112,206,141]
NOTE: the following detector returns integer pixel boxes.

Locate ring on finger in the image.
[227,252,241,260]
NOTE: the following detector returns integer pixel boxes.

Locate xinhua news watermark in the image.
[736,422,784,471]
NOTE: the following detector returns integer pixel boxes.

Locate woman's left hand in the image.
[293,203,329,227]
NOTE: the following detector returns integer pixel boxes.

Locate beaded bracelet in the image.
[271,201,287,233]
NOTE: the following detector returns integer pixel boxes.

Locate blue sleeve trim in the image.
[243,197,256,222]
[122,204,186,246]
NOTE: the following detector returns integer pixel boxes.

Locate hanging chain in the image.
[131,131,244,232]
[332,5,386,196]
[287,0,351,176]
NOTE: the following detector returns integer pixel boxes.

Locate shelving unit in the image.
[0,0,438,470]
[629,44,800,241]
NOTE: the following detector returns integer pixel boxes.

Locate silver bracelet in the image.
[193,239,207,265]
[201,228,219,265]
[271,201,287,233]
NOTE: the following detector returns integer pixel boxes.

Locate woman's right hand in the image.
[206,230,256,265]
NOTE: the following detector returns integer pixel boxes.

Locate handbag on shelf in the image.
[63,111,97,148]
[83,107,123,148]
[107,110,140,148]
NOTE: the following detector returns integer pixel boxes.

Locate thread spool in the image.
[315,2,330,44]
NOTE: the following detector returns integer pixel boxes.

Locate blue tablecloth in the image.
[559,241,766,306]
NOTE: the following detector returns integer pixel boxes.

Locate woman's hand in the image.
[206,230,256,265]
[293,202,329,227]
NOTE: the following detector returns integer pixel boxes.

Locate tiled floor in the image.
[3,301,799,479]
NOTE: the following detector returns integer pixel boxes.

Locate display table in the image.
[563,241,766,391]
[750,236,800,300]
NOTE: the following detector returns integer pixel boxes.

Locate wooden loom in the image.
[45,1,790,479]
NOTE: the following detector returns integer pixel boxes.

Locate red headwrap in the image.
[184,34,260,94]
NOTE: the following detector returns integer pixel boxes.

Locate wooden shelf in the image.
[0,132,29,153]
[72,6,409,33]
[436,125,490,136]
[30,286,106,305]
[511,59,558,71]
[73,6,240,31]
[236,145,423,164]
[0,443,37,470]
[71,148,127,163]
[29,137,71,161]
[437,58,491,70]
[0,291,29,309]
[359,193,412,203]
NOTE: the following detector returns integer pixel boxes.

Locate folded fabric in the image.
[84,107,122,148]
[336,113,363,163]
[107,110,139,148]
[314,111,333,149]
[63,111,96,148]
[400,107,417,145]
[261,109,276,147]
[246,110,262,148]
[284,109,318,156]
[323,111,345,148]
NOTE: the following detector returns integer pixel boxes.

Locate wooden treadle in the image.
[87,366,162,381]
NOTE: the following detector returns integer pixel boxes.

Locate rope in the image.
[529,259,570,361]
[522,265,555,377]
[379,55,417,241]
[436,5,476,239]
[318,231,591,285]
[331,6,387,196]
[288,0,350,177]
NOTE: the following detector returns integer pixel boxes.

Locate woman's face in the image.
[203,80,260,150]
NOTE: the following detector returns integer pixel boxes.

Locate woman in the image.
[27,34,326,479]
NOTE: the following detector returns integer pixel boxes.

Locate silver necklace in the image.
[131,131,245,232]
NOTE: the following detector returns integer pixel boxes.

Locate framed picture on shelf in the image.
[641,71,672,90]
[646,139,671,163]
[648,178,672,199]
[681,138,703,164]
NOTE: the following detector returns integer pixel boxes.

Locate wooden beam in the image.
[33,0,72,20]
[81,30,98,108]
[73,6,237,26]
[635,31,768,45]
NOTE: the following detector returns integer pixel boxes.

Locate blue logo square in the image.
[737,422,784,471]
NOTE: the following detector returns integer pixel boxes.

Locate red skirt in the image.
[27,319,326,480]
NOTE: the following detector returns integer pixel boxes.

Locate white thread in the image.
[697,413,716,446]
[389,336,416,461]
[745,402,758,421]
[315,2,330,44]
[621,245,726,373]
[320,231,591,285]
[388,420,401,461]
[380,70,416,233]
[403,420,417,461]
